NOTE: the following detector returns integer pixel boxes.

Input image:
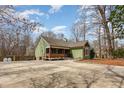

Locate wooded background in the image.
[0,5,124,61]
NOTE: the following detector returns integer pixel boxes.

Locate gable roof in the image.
[42,36,89,48]
[69,41,90,48]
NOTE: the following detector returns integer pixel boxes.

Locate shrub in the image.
[112,48,124,58]
[90,49,95,59]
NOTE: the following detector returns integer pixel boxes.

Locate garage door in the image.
[71,48,83,59]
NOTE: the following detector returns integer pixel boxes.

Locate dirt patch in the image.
[0,60,124,88]
[9,70,101,88]
[0,66,57,77]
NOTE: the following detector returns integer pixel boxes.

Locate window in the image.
[58,49,63,54]
[51,48,55,54]
[46,48,58,54]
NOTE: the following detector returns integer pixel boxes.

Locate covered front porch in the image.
[44,47,71,60]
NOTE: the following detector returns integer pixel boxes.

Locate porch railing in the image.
[46,53,64,58]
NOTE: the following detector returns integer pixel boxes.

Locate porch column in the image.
[83,47,85,59]
[63,49,65,58]
[43,48,46,60]
[49,47,51,60]
[45,48,46,59]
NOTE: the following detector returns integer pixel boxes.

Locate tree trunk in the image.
[98,26,102,58]
[111,23,115,51]
[103,28,107,58]
[97,5,113,58]
[104,23,113,58]
[83,23,86,41]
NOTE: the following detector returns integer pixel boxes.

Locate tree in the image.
[78,6,90,41]
[71,6,91,42]
[96,6,113,58]
[56,33,65,40]
[0,5,40,57]
[109,5,124,39]
[71,22,83,42]
[89,5,116,58]
[74,5,115,58]
[41,31,57,39]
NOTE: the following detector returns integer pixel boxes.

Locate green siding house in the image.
[35,36,90,60]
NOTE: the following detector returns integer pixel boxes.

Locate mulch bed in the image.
[79,59,124,66]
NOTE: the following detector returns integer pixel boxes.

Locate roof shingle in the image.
[42,36,89,48]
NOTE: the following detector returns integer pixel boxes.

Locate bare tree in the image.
[73,5,112,58]
[0,5,40,57]
[56,33,65,40]
[96,6,113,58]
[71,22,84,42]
[41,31,57,39]
[71,6,92,42]
[84,5,115,58]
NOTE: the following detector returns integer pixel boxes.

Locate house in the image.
[35,36,91,60]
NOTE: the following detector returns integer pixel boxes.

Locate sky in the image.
[15,5,80,40]
[14,5,124,45]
